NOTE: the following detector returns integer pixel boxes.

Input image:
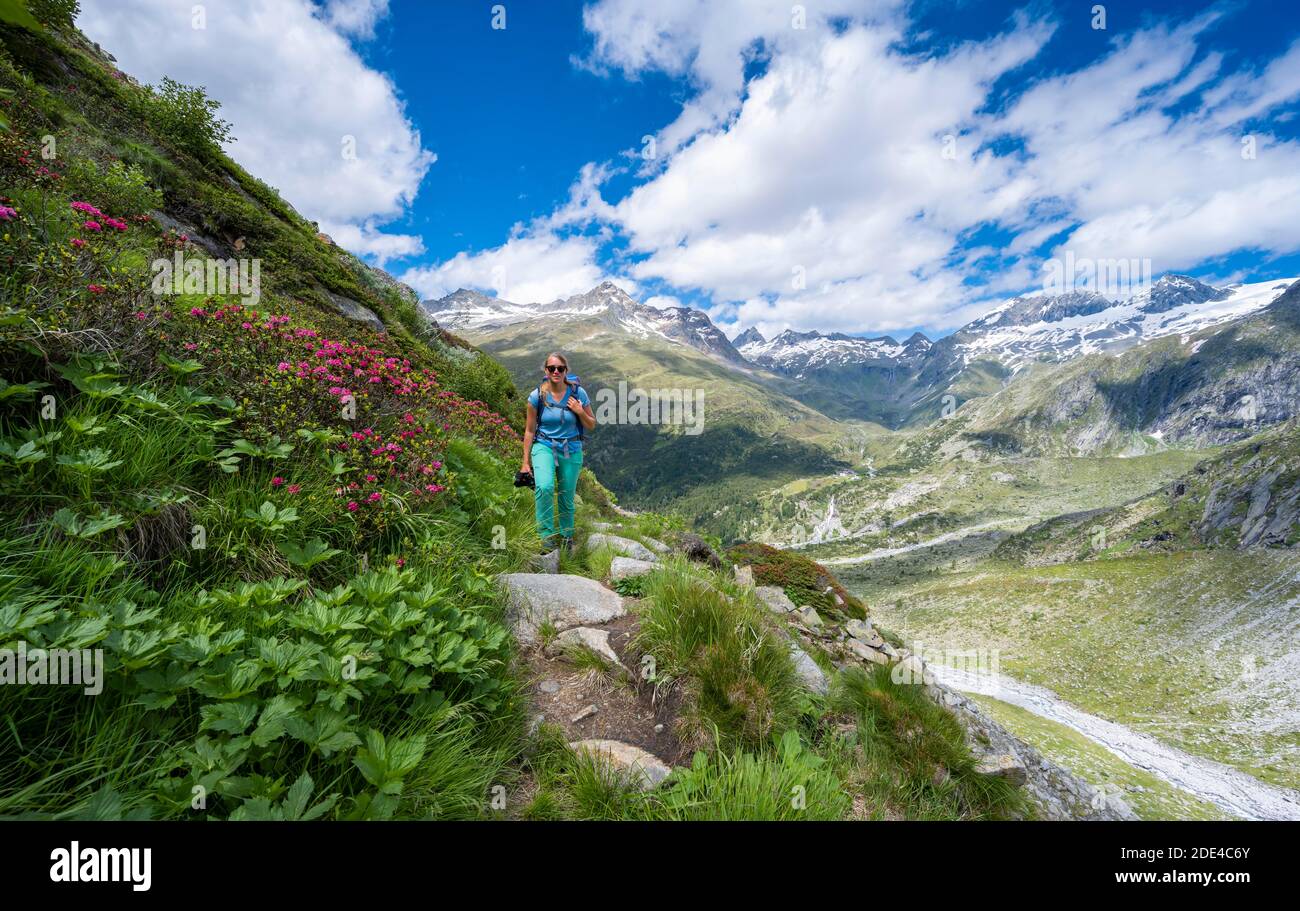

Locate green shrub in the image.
[137,77,232,161]
[577,467,616,511]
[612,573,647,598]
[64,158,162,218]
[26,0,79,29]
[727,540,868,620]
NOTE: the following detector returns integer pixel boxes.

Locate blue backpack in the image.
[535,375,585,442]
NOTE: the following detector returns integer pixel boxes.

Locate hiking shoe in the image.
[562,537,576,555]
[540,537,560,554]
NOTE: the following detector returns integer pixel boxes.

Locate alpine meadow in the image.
[1,0,1299,891]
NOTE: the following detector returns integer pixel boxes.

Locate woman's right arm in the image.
[522,402,537,472]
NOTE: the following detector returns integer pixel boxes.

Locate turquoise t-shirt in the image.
[529,384,590,451]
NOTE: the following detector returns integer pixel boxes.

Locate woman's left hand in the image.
[566,396,585,414]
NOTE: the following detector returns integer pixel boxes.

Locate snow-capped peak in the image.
[423,283,747,364]
[955,276,1298,368]
[738,326,931,375]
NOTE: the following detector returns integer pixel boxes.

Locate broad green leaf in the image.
[200,700,259,735]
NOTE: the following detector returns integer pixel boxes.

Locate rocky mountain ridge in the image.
[425,281,748,365]
[926,279,1300,459]
[428,274,1297,430]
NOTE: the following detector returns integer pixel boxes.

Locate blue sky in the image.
[355,0,682,264]
[80,0,1300,340]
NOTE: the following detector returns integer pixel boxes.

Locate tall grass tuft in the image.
[633,558,806,752]
[648,731,851,821]
[828,664,1029,820]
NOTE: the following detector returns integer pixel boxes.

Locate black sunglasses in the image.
[544,364,566,373]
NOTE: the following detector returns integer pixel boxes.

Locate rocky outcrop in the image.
[925,680,1137,821]
[320,288,385,333]
[776,593,1137,820]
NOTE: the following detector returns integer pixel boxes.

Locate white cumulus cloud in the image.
[569,1,1300,334]
[401,230,611,305]
[79,0,433,266]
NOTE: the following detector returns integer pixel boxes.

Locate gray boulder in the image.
[846,619,885,649]
[642,536,671,554]
[846,638,890,665]
[794,606,824,630]
[498,573,626,646]
[321,288,385,332]
[975,754,1029,787]
[531,548,561,574]
[756,585,797,614]
[788,641,829,694]
[569,740,673,790]
[545,626,627,673]
[609,556,657,581]
[586,533,657,562]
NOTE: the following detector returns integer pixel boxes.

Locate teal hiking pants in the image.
[531,442,582,541]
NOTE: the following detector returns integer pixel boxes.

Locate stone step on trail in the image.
[609,556,657,581]
[544,626,629,674]
[530,548,561,574]
[586,532,658,563]
[497,572,626,647]
[569,739,673,791]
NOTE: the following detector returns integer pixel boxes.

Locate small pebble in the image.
[572,704,598,723]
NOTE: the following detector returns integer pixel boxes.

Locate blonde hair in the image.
[543,352,568,370]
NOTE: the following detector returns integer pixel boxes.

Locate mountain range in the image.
[428,283,748,365]
[426,274,1298,430]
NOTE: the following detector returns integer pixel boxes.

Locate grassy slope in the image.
[751,447,1206,557]
[996,419,1300,563]
[524,528,1028,821]
[856,549,1300,791]
[0,14,544,819]
[783,383,1300,812]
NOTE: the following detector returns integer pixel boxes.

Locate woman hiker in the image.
[521,352,596,552]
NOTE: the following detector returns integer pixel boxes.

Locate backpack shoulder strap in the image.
[568,381,585,440]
